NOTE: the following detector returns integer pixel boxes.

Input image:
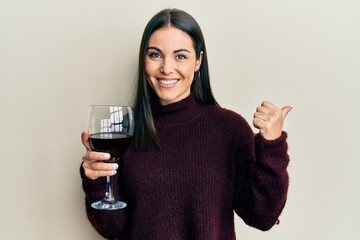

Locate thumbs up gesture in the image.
[253,101,292,140]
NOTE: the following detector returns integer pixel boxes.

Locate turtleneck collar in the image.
[152,93,204,128]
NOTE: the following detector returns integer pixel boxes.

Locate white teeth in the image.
[159,79,177,85]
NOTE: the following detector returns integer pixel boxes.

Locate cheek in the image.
[144,60,152,75]
[145,58,158,73]
[144,64,157,88]
[182,66,196,79]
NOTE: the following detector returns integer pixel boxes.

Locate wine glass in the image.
[87,105,134,210]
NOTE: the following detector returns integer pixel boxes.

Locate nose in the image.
[160,57,174,74]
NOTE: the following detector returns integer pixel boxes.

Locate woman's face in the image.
[145,27,202,106]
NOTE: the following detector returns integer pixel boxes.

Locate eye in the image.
[147,51,161,59]
[176,54,186,60]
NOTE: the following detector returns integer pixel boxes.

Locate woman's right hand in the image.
[81,129,119,180]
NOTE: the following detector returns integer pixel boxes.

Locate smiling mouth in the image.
[158,79,179,86]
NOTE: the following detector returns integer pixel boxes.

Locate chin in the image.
[157,95,178,105]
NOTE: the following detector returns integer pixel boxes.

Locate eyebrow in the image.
[146,46,192,54]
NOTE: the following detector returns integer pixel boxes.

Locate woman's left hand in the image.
[253,101,292,140]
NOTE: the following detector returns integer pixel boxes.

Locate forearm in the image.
[234,132,290,231]
[80,166,128,239]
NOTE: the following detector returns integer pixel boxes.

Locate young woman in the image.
[81,8,292,240]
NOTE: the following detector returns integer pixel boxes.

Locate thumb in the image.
[281,106,293,118]
[81,129,92,151]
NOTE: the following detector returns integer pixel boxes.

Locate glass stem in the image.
[105,176,115,202]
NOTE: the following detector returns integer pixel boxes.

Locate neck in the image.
[152,93,204,128]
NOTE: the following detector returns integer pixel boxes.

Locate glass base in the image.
[91,199,127,210]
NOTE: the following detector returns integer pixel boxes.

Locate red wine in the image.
[89,133,132,161]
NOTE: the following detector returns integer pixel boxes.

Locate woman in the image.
[81,8,292,240]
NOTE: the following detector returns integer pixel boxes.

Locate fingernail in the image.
[113,164,119,169]
[104,153,110,159]
[112,170,117,175]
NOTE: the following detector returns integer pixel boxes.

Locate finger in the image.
[84,151,111,162]
[281,106,293,118]
[261,101,278,109]
[254,112,269,121]
[81,129,92,151]
[83,160,118,171]
[84,168,117,180]
[256,106,272,115]
[253,118,266,130]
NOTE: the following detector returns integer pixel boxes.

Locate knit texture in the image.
[81,94,290,240]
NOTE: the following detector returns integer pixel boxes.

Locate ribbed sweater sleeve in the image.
[232,118,289,231]
[80,166,129,239]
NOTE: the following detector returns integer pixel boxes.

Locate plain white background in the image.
[1,0,359,239]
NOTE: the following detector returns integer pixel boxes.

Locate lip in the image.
[157,78,179,88]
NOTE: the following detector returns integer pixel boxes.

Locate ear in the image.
[195,51,204,71]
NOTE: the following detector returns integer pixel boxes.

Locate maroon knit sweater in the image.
[81,94,290,240]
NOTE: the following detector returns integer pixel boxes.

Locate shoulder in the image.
[201,105,253,135]
[205,105,248,125]
[199,105,254,146]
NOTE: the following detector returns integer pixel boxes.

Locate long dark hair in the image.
[132,8,218,150]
